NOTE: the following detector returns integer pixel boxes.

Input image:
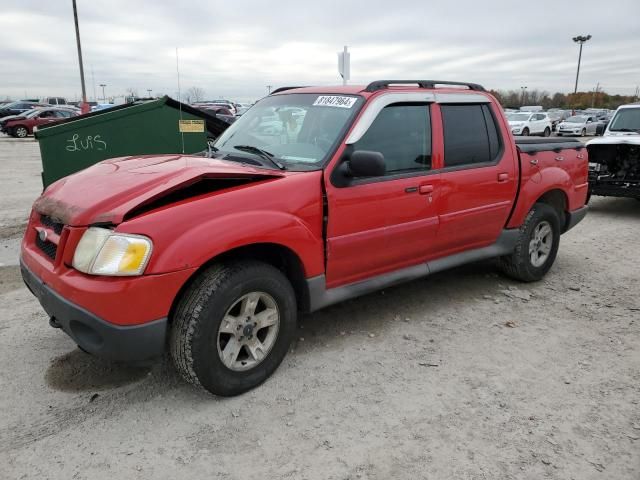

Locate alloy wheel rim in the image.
[529,220,553,267]
[216,291,280,371]
[16,128,27,137]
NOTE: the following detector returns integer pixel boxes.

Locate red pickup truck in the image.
[21,80,588,396]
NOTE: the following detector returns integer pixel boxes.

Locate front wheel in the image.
[170,261,297,396]
[499,203,561,282]
[521,127,530,136]
[14,126,28,138]
[581,128,586,137]
[543,127,551,137]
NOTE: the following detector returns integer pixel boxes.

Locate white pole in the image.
[343,46,348,86]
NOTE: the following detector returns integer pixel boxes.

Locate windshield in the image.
[608,108,640,132]
[213,93,363,170]
[507,113,531,121]
[565,116,586,123]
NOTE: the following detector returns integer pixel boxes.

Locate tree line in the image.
[490,89,638,110]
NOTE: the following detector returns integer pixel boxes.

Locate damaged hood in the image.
[587,136,640,147]
[34,154,285,226]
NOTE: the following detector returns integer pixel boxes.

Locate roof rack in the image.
[270,86,309,95]
[364,80,485,93]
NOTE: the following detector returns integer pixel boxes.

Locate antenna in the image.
[176,47,185,154]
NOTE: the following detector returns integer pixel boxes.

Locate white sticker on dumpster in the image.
[313,96,357,108]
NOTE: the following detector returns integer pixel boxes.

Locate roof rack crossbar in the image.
[269,86,309,95]
[364,80,485,92]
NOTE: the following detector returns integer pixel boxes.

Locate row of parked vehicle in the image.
[0,101,80,138]
[504,107,614,137]
[191,99,254,124]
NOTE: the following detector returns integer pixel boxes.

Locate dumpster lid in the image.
[35,96,229,138]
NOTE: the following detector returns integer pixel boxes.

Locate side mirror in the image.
[345,150,386,177]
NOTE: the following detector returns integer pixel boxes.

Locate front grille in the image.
[36,235,57,259]
[40,215,63,234]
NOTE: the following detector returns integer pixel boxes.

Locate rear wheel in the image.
[543,127,551,137]
[14,126,28,138]
[170,261,297,396]
[499,203,561,282]
[522,127,530,136]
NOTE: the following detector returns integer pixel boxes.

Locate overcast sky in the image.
[1,0,638,102]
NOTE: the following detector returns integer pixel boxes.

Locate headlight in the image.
[72,227,153,276]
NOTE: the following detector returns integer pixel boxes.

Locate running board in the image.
[306,229,519,312]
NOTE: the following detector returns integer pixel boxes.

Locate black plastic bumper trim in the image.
[565,205,588,232]
[20,260,167,363]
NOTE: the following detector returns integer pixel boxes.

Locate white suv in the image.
[604,103,640,137]
[507,112,552,137]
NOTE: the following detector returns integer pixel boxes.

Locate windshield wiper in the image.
[610,128,640,133]
[233,145,286,170]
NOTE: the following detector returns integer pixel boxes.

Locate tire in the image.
[521,128,530,136]
[170,260,297,396]
[543,127,551,137]
[581,128,586,137]
[557,133,562,137]
[14,126,28,138]
[498,203,561,282]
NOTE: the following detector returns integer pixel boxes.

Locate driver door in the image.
[324,103,440,288]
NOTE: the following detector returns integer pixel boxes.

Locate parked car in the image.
[44,97,67,106]
[507,112,552,136]
[587,103,640,200]
[557,115,598,137]
[519,105,543,112]
[21,80,588,396]
[91,103,115,112]
[0,101,46,118]
[547,110,570,131]
[4,108,77,137]
[0,108,42,133]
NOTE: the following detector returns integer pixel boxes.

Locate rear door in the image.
[434,102,517,255]
[325,102,440,287]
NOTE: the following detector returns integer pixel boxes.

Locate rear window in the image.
[441,104,502,167]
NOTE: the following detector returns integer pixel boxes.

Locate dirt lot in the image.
[0,136,638,480]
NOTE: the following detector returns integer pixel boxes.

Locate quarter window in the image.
[441,104,502,167]
[353,104,431,174]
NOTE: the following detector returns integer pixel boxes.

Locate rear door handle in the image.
[497,173,509,182]
[419,184,434,194]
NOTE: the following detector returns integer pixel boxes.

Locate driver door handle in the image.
[419,184,434,194]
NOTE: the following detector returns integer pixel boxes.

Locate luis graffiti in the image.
[65,134,108,152]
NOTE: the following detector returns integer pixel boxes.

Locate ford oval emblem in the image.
[36,227,48,242]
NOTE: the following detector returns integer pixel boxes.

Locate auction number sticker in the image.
[313,96,357,108]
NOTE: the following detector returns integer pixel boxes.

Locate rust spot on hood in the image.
[33,196,85,225]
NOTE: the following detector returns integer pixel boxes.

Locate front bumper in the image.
[21,260,167,362]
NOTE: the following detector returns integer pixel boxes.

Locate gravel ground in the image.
[0,136,638,480]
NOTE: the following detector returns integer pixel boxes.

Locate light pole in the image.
[572,35,591,94]
[99,84,106,102]
[147,89,152,98]
[72,0,88,112]
[520,86,527,106]
[591,82,600,108]
[266,85,272,95]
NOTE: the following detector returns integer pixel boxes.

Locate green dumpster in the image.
[34,96,230,187]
